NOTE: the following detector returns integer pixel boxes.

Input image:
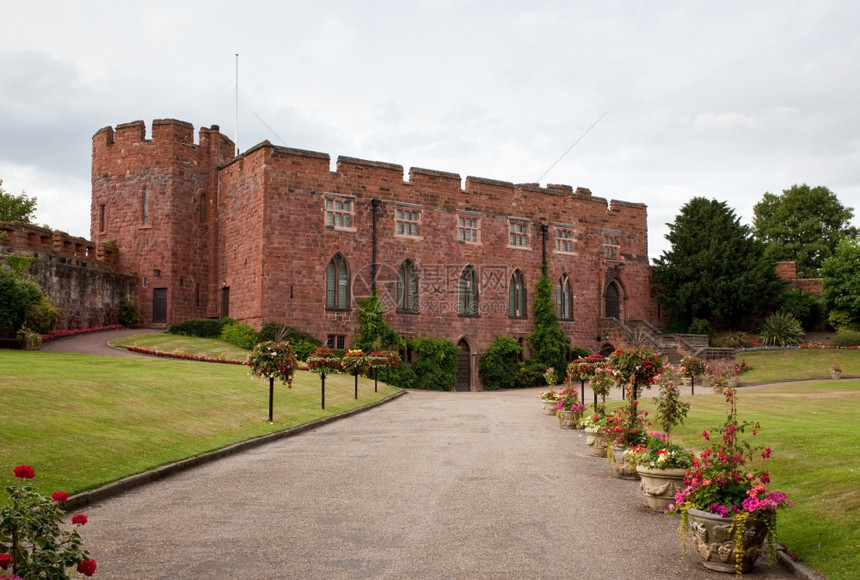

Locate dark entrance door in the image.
[152,288,167,324]
[456,339,471,391]
[221,287,230,318]
[604,282,620,320]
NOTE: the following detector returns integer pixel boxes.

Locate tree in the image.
[652,197,784,329]
[0,179,38,222]
[0,265,43,330]
[752,184,856,278]
[820,237,860,330]
[528,261,570,373]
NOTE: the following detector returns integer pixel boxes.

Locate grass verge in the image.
[0,350,399,499]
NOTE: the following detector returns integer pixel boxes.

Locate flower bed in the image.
[41,324,124,342]
[124,346,248,365]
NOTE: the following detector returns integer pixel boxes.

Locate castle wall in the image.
[0,222,135,328]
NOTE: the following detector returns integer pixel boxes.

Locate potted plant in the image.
[539,389,560,415]
[831,359,843,380]
[342,348,370,399]
[248,340,298,422]
[554,387,586,429]
[566,354,604,405]
[668,387,791,575]
[679,356,706,392]
[631,434,695,511]
[17,326,42,350]
[307,346,343,409]
[604,402,650,479]
[581,365,615,456]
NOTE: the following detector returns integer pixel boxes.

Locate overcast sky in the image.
[2,0,858,261]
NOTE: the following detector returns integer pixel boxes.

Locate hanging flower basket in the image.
[341,348,371,376]
[248,340,297,387]
[307,347,343,376]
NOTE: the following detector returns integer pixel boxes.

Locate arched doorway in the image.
[604,282,620,320]
[456,339,471,391]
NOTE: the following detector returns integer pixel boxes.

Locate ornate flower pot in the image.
[636,466,688,512]
[831,371,842,380]
[607,444,639,480]
[687,508,772,574]
[584,427,610,457]
[557,410,576,429]
[541,399,558,415]
[726,378,738,388]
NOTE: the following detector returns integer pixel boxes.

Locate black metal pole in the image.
[374,367,378,392]
[321,372,326,410]
[690,375,695,396]
[580,379,585,404]
[354,373,358,399]
[268,376,274,423]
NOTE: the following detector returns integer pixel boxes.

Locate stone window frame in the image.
[98,204,106,233]
[458,264,479,317]
[324,193,356,231]
[140,187,150,227]
[199,193,207,223]
[394,202,422,238]
[457,212,481,244]
[556,274,573,320]
[508,268,527,319]
[326,334,346,349]
[553,223,577,254]
[507,217,531,249]
[325,253,350,310]
[603,229,621,260]
[397,259,419,314]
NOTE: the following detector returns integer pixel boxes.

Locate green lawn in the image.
[737,347,860,383]
[108,332,250,361]
[0,348,399,498]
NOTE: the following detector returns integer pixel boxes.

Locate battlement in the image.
[93,119,235,166]
[0,221,117,271]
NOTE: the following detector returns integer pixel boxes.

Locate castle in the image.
[90,119,654,390]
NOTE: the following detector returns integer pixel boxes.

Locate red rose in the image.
[13,465,35,479]
[0,552,11,567]
[71,514,88,525]
[77,559,98,577]
[52,491,69,503]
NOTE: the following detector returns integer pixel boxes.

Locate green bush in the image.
[831,330,860,347]
[0,266,43,329]
[168,318,229,338]
[529,263,570,374]
[721,331,754,348]
[257,324,322,361]
[410,337,458,391]
[118,299,138,328]
[759,312,804,346]
[570,346,589,360]
[380,364,416,389]
[688,317,713,337]
[25,294,65,333]
[777,289,820,331]
[517,358,548,388]
[220,322,260,350]
[478,336,523,390]
[353,293,405,351]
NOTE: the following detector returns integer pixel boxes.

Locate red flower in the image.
[71,514,88,525]
[701,429,710,441]
[52,491,69,503]
[77,559,98,577]
[13,465,35,479]
[0,553,10,568]
[761,447,772,459]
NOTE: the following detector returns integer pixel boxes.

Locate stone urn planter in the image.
[607,444,639,480]
[557,410,576,429]
[686,507,773,574]
[541,399,558,415]
[636,466,688,512]
[831,371,842,380]
[726,377,739,389]
[584,427,610,457]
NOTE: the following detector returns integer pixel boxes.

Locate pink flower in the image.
[52,491,69,503]
[701,430,710,441]
[77,559,97,577]
[762,447,772,459]
[71,514,88,526]
[13,465,35,479]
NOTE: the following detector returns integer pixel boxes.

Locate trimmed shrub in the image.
[759,312,804,346]
[410,337,458,391]
[478,336,523,390]
[831,330,860,347]
[381,364,416,389]
[168,318,229,338]
[777,289,820,331]
[517,358,548,388]
[118,299,138,328]
[220,322,259,350]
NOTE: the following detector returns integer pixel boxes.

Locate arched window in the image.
[509,269,526,318]
[397,260,418,313]
[605,281,620,319]
[459,265,478,316]
[326,254,349,309]
[556,274,573,320]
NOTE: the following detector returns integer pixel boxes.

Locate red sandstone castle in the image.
[91,119,654,389]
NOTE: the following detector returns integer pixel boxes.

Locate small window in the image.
[509,269,527,318]
[395,209,420,237]
[459,265,478,316]
[326,254,350,309]
[556,275,573,320]
[99,204,106,233]
[458,216,479,243]
[199,194,207,223]
[141,187,149,226]
[555,227,575,253]
[397,260,419,313]
[508,221,529,247]
[326,334,346,349]
[325,198,353,229]
[604,233,620,260]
